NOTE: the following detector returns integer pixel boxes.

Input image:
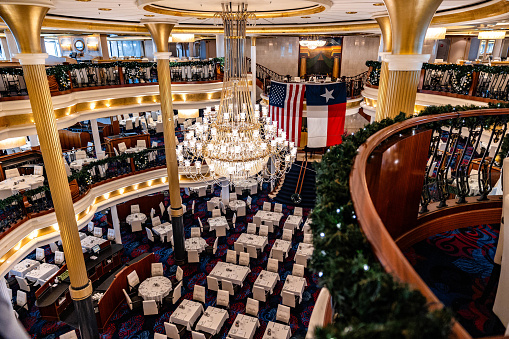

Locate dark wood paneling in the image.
[104,133,150,156]
[373,129,432,239]
[116,193,165,222]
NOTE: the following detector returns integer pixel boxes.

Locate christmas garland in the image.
[311,103,509,338]
[365,61,381,86]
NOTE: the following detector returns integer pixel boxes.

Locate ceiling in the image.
[47,0,492,27]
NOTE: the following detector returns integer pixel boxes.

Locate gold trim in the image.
[142,4,327,19]
[375,16,391,53]
[69,280,93,300]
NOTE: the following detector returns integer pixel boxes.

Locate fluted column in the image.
[299,48,308,77]
[382,0,443,118]
[373,14,392,121]
[144,19,186,264]
[0,2,98,338]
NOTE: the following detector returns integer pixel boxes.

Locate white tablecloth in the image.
[185,237,207,253]
[195,306,229,335]
[152,223,173,242]
[209,261,251,286]
[282,274,307,302]
[296,243,314,260]
[81,235,107,251]
[254,270,280,293]
[236,233,268,251]
[207,197,222,211]
[25,263,59,285]
[270,239,292,258]
[254,210,283,226]
[70,158,95,171]
[229,200,246,211]
[228,314,260,339]
[262,321,291,339]
[303,218,312,233]
[138,276,172,303]
[10,259,40,278]
[125,146,146,154]
[208,216,229,231]
[284,215,302,231]
[236,178,258,192]
[170,299,204,331]
[126,213,147,225]
[0,175,44,196]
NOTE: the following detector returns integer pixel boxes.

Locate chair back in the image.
[123,114,130,120]
[276,304,291,323]
[49,242,59,253]
[207,275,219,291]
[274,203,283,213]
[226,249,237,264]
[176,266,183,282]
[293,264,305,277]
[246,196,252,207]
[303,234,312,244]
[294,207,303,216]
[16,290,27,307]
[172,281,183,304]
[252,285,266,302]
[15,276,30,292]
[198,218,203,230]
[295,253,308,268]
[122,288,133,310]
[229,193,237,201]
[193,284,206,303]
[131,204,140,214]
[213,237,219,255]
[233,242,244,254]
[125,119,134,131]
[137,140,147,149]
[33,165,44,176]
[131,219,142,232]
[151,262,164,277]
[75,150,87,160]
[272,249,284,262]
[107,228,115,241]
[282,229,292,242]
[246,245,257,259]
[239,252,250,266]
[282,290,296,308]
[247,223,256,235]
[267,258,279,273]
[164,322,180,339]
[143,300,159,315]
[212,209,221,218]
[88,221,95,233]
[35,248,45,261]
[191,332,206,339]
[188,250,200,263]
[146,227,155,242]
[263,202,271,211]
[222,280,234,295]
[232,213,237,225]
[152,216,161,226]
[154,333,166,339]
[190,227,201,238]
[237,205,246,217]
[150,208,155,219]
[159,201,165,215]
[264,220,274,233]
[259,225,269,237]
[217,289,229,308]
[127,270,140,288]
[118,142,127,153]
[215,225,226,237]
[55,251,65,265]
[93,227,103,238]
[59,330,78,339]
[246,298,259,317]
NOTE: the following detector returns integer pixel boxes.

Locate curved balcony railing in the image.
[365,61,509,103]
[0,58,224,99]
[346,108,508,338]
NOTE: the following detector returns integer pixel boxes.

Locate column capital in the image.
[154,52,172,60]
[385,54,430,71]
[373,13,392,54]
[378,51,392,61]
[14,52,47,65]
[0,2,52,54]
[142,18,177,53]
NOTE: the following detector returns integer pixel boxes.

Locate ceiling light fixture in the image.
[197,17,207,20]
[171,34,195,43]
[478,30,506,39]
[144,14,155,17]
[299,36,327,49]
[346,11,357,14]
[425,27,447,40]
[98,8,112,11]
[373,2,385,6]
[301,16,311,19]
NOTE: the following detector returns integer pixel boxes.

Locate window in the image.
[486,40,495,54]
[0,44,4,60]
[479,40,486,56]
[44,38,62,57]
[108,40,143,58]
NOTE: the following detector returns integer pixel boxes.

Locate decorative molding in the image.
[13,53,48,65]
[385,54,430,71]
[154,52,172,60]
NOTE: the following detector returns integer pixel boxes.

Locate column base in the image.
[172,214,186,263]
[73,296,100,339]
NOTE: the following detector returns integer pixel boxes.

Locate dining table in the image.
[137,276,172,303]
[208,261,251,286]
[262,321,291,339]
[0,175,44,196]
[195,306,229,335]
[253,270,280,293]
[126,213,147,225]
[69,158,95,171]
[170,299,204,331]
[10,259,40,278]
[184,237,208,253]
[282,274,307,303]
[228,313,260,339]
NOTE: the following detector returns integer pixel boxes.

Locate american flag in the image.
[268,81,305,145]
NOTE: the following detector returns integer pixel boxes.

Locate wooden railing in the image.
[349,109,509,339]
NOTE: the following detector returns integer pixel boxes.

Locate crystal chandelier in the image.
[299,36,327,50]
[176,2,297,187]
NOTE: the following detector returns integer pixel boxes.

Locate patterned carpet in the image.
[13,183,320,339]
[404,224,505,338]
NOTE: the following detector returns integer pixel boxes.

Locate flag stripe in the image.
[268,81,305,145]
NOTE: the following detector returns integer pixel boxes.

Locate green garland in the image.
[311,102,509,338]
[365,61,381,86]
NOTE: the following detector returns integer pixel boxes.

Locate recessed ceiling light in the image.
[75,0,91,2]
[301,16,311,19]
[373,2,385,6]
[98,8,112,11]
[197,17,207,20]
[144,14,155,17]
[346,12,358,14]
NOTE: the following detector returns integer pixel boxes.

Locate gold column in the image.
[382,0,442,118]
[299,48,308,77]
[374,14,392,121]
[144,20,186,262]
[331,46,342,79]
[0,2,98,338]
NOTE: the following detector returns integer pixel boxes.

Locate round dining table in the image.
[0,175,44,196]
[138,276,172,303]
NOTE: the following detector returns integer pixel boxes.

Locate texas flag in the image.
[305,82,347,148]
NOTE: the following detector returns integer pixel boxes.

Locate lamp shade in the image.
[425,27,446,40]
[478,30,506,40]
[0,137,26,150]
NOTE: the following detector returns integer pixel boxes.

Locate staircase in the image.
[274,160,316,208]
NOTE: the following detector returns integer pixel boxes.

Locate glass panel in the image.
[479,40,486,55]
[44,39,62,57]
[486,40,495,54]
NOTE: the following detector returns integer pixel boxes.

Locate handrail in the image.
[349,108,509,339]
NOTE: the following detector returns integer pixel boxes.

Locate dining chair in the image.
[282,290,296,308]
[222,280,235,296]
[123,288,142,311]
[295,253,308,268]
[267,258,279,273]
[131,220,142,233]
[259,225,269,237]
[107,228,116,241]
[276,304,291,324]
[229,193,237,201]
[55,251,65,266]
[151,263,164,277]
[131,204,140,214]
[252,285,266,302]
[212,238,219,255]
[215,225,226,237]
[164,322,181,339]
[190,227,201,238]
[226,250,237,264]
[239,252,250,267]
[212,209,221,218]
[294,207,303,216]
[274,203,283,213]
[216,289,230,309]
[188,250,200,263]
[93,227,103,238]
[293,264,305,278]
[207,275,220,291]
[246,298,259,317]
[35,248,45,262]
[246,245,258,259]
[263,202,271,211]
[143,300,159,315]
[15,276,30,292]
[193,285,206,304]
[247,223,256,235]
[282,229,293,242]
[272,249,284,262]
[237,205,246,217]
[234,242,244,254]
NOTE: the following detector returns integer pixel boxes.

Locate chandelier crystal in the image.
[299,36,327,50]
[176,2,297,187]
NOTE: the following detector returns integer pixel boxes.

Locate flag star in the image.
[321,88,335,103]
